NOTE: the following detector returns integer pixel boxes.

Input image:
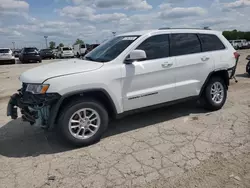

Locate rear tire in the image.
[203,76,227,111]
[246,61,250,75]
[11,59,15,64]
[57,99,109,147]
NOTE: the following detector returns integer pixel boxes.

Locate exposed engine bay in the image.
[7,83,60,129]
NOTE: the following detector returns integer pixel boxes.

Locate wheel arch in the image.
[48,89,118,129]
[199,69,229,97]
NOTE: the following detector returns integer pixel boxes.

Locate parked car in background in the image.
[13,49,21,58]
[73,44,87,57]
[57,47,74,58]
[0,48,15,64]
[229,39,248,49]
[40,49,55,59]
[52,49,58,58]
[19,47,42,63]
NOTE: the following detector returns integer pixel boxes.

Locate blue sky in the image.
[0,0,250,48]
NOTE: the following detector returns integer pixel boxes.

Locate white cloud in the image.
[0,0,29,15]
[159,3,172,10]
[57,5,95,18]
[159,6,207,19]
[91,13,127,22]
[68,0,152,10]
[224,0,250,9]
[0,28,24,37]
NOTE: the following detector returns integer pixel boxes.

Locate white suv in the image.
[57,47,74,58]
[7,28,239,146]
[0,48,15,64]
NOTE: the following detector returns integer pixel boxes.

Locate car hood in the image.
[20,59,104,83]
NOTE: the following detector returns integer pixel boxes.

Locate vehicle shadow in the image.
[105,101,207,137]
[0,118,73,158]
[0,101,207,158]
[236,73,250,78]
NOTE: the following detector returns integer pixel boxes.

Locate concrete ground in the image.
[0,52,249,188]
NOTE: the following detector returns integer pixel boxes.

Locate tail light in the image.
[234,52,240,60]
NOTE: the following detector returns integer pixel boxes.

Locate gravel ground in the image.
[0,52,249,188]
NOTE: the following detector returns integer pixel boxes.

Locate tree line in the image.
[222,30,250,41]
[49,38,85,49]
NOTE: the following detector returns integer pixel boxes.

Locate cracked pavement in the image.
[0,52,250,188]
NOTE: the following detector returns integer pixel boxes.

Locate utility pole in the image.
[44,36,48,48]
[12,42,15,49]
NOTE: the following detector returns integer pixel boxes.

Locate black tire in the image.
[246,61,250,75]
[203,76,227,111]
[11,59,15,64]
[57,99,109,147]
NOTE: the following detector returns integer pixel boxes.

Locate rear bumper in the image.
[228,55,240,79]
[61,54,74,57]
[21,55,41,62]
[0,56,15,61]
[7,91,61,128]
[41,54,54,59]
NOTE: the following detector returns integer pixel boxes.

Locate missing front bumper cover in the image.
[7,92,60,128]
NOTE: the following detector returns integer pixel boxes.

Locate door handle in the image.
[161,62,173,68]
[201,56,210,61]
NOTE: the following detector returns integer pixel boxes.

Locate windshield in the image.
[63,47,72,51]
[25,48,38,52]
[41,49,52,52]
[85,35,140,62]
[0,49,10,53]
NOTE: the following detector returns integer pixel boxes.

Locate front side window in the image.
[85,36,140,62]
[136,34,170,60]
[170,33,201,56]
[199,34,225,52]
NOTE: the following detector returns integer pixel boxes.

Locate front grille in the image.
[21,83,28,93]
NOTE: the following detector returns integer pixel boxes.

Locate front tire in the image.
[203,77,227,111]
[57,99,109,147]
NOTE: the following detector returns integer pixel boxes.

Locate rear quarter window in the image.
[198,34,225,52]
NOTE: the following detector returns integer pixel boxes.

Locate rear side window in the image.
[136,34,169,60]
[170,33,201,56]
[199,34,225,52]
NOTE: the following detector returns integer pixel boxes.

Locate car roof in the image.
[0,48,10,50]
[118,28,222,37]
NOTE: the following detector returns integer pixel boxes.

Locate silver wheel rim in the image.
[210,82,224,104]
[68,108,101,140]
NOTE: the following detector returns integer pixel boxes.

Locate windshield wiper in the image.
[84,56,95,61]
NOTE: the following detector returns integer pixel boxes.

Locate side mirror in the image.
[124,49,147,64]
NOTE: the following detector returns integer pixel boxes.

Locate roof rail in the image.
[158,27,211,30]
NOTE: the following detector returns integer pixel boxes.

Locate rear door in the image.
[170,33,214,99]
[198,33,231,71]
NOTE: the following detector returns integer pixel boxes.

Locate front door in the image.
[121,34,177,111]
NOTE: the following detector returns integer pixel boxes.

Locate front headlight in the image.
[26,84,49,94]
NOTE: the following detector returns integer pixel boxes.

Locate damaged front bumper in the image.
[7,89,60,129]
